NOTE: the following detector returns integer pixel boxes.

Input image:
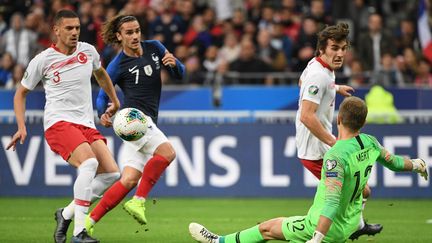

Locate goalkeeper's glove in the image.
[306,231,325,243]
[411,158,428,181]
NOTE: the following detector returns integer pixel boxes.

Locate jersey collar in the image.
[316,57,333,71]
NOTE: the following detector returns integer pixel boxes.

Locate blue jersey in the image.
[96,40,185,123]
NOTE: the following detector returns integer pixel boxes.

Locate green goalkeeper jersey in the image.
[304,133,405,242]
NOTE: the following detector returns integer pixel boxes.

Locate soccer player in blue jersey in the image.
[84,15,185,233]
[189,96,429,243]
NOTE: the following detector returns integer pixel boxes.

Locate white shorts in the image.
[118,115,168,172]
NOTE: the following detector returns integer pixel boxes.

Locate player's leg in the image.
[63,139,120,219]
[46,122,99,243]
[67,142,100,242]
[86,165,141,234]
[124,123,175,224]
[189,217,292,243]
[349,184,383,240]
[62,139,120,222]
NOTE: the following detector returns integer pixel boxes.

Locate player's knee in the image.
[120,173,139,189]
[102,172,120,184]
[363,184,371,198]
[79,158,99,173]
[259,218,284,240]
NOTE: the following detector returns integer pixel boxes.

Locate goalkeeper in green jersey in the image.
[189,96,429,243]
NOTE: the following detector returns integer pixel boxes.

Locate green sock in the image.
[219,225,265,243]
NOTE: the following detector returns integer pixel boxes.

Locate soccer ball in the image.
[113,108,148,141]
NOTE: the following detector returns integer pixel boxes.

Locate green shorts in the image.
[281,216,312,243]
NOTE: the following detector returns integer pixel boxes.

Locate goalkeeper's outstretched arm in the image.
[377,148,428,181]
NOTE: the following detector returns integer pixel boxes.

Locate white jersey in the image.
[21,42,101,130]
[295,57,336,160]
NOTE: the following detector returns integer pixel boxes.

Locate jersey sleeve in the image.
[96,55,121,117]
[21,53,44,90]
[301,73,328,105]
[320,152,345,220]
[87,43,101,70]
[368,135,405,171]
[150,40,185,80]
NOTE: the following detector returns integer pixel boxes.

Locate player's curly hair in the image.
[338,96,367,132]
[315,22,350,56]
[101,15,137,45]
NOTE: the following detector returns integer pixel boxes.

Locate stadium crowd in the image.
[0,0,430,88]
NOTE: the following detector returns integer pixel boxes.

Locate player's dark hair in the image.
[339,96,367,132]
[54,9,79,25]
[102,15,138,45]
[315,22,350,56]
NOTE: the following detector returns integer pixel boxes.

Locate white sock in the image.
[73,158,98,236]
[62,172,120,220]
[358,198,367,229]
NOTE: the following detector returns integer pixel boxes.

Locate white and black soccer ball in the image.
[113,108,147,141]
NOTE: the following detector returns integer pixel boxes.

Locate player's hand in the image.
[105,101,119,117]
[162,51,176,67]
[100,113,113,127]
[306,231,324,243]
[336,85,354,97]
[411,158,429,181]
[6,129,27,151]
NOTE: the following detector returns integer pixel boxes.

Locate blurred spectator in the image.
[5,63,24,89]
[183,55,204,85]
[229,38,273,85]
[277,7,301,42]
[0,14,7,36]
[203,45,221,84]
[258,5,274,30]
[218,32,240,63]
[174,44,189,63]
[347,59,367,88]
[256,28,287,71]
[414,58,432,87]
[183,15,212,58]
[292,16,318,72]
[308,0,332,29]
[357,13,395,71]
[78,0,97,46]
[395,18,420,55]
[1,12,38,66]
[270,20,293,67]
[370,52,405,87]
[0,52,13,86]
[245,0,262,24]
[149,5,186,52]
[400,47,419,85]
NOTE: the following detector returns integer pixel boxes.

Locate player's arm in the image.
[300,100,336,146]
[6,85,30,151]
[376,146,428,180]
[335,84,354,97]
[152,40,185,79]
[308,155,345,243]
[93,67,120,118]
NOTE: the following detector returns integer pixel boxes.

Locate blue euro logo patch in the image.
[326,171,338,178]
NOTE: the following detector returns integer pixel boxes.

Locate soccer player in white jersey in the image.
[6,10,121,243]
[295,23,382,239]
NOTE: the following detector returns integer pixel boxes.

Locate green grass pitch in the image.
[0,198,430,242]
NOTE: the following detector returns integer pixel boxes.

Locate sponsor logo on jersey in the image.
[325,159,337,171]
[308,85,319,95]
[144,65,153,76]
